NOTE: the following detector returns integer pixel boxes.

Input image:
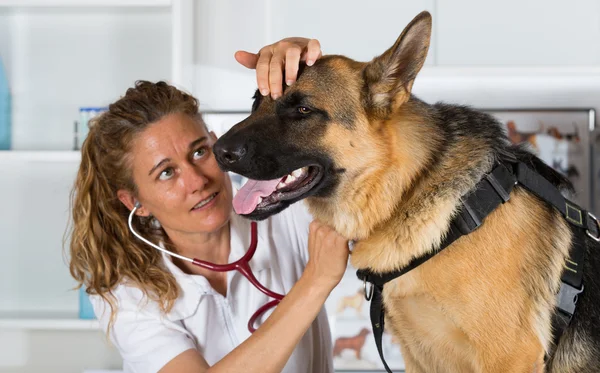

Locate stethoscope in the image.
[128,202,284,333]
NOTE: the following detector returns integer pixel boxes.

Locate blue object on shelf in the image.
[77,107,108,149]
[79,287,96,320]
[0,57,10,150]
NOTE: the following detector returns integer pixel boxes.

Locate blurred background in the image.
[0,0,599,372]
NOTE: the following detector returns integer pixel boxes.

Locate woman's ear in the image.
[117,189,150,217]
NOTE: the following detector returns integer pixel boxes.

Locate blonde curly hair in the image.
[68,80,203,328]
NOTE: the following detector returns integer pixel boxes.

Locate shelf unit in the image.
[0,150,80,162]
[0,0,194,151]
[0,311,99,330]
[0,0,171,8]
[0,0,193,333]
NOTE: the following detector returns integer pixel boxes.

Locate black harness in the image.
[356,159,600,372]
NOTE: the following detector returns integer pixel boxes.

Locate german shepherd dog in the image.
[213,11,600,373]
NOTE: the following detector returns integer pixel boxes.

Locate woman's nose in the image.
[181,164,209,193]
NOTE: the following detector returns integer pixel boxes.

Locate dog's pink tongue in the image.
[233,178,282,215]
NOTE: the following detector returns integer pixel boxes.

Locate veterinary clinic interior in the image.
[1,1,600,373]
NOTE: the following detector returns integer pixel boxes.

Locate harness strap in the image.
[368,284,392,373]
[356,161,597,372]
[516,162,593,354]
[550,228,586,358]
[516,162,598,287]
[358,163,517,287]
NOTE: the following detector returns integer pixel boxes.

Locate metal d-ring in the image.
[587,212,600,242]
[363,277,374,301]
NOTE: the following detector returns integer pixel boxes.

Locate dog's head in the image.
[214,12,432,235]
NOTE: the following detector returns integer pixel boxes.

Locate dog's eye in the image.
[297,106,312,115]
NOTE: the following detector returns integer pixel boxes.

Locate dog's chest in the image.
[383,277,477,373]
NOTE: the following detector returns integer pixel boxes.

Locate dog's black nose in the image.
[213,142,248,166]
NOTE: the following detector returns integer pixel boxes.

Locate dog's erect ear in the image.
[363,11,432,118]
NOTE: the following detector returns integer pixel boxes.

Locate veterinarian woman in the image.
[69,37,350,373]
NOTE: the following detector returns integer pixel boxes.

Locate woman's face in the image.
[125,112,233,235]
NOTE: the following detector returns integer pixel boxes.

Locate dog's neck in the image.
[345,102,496,273]
[307,103,438,240]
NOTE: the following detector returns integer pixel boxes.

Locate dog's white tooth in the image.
[292,168,303,177]
[286,174,297,184]
[257,197,263,204]
[276,181,286,190]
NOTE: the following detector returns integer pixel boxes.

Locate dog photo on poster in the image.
[485,109,596,213]
[324,265,405,372]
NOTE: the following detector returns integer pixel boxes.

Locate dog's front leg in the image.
[482,350,545,373]
[531,359,545,373]
[400,348,428,373]
[485,360,545,373]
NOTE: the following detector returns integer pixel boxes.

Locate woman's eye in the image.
[193,147,207,160]
[297,106,312,115]
[159,167,174,181]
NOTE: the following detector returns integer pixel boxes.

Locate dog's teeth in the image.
[276,181,286,190]
[286,175,297,184]
[292,168,303,177]
[257,197,263,204]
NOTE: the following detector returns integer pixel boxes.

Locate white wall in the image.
[192,0,437,111]
[436,0,600,65]
[191,0,600,111]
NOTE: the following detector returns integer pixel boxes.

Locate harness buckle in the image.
[454,199,483,235]
[485,169,511,202]
[363,277,374,301]
[586,212,600,242]
[557,282,584,317]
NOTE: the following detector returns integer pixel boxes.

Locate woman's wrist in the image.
[300,264,339,296]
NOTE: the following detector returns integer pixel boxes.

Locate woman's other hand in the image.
[304,220,349,292]
[235,38,322,100]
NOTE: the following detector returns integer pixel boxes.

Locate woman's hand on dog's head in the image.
[304,220,349,291]
[235,37,322,100]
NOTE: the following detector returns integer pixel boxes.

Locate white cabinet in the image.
[0,3,172,150]
[436,0,600,66]
[189,0,600,110]
[0,4,189,372]
[191,0,436,111]
[0,0,181,311]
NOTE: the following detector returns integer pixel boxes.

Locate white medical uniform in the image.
[91,201,334,373]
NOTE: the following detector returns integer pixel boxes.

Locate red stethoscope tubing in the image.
[191,222,284,333]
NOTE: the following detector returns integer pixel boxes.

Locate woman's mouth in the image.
[191,192,218,211]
